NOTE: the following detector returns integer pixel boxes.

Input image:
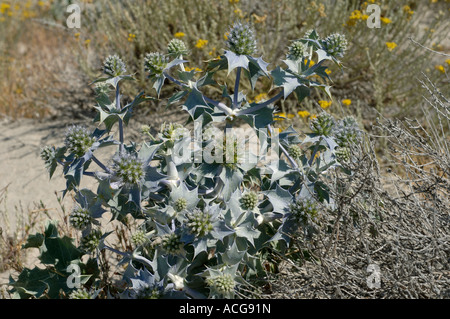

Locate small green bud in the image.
[141,125,151,135]
[69,207,91,230]
[103,54,127,77]
[174,198,187,212]
[80,230,102,253]
[144,52,168,75]
[64,125,96,158]
[161,233,184,255]
[310,112,335,136]
[241,191,258,210]
[226,21,257,56]
[206,274,235,296]
[186,209,213,237]
[167,38,188,57]
[288,145,302,160]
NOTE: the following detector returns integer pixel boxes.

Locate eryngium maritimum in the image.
[112,153,145,186]
[64,125,95,157]
[287,40,309,61]
[186,209,213,237]
[310,112,335,136]
[69,207,91,230]
[80,230,102,253]
[144,52,168,75]
[206,274,235,295]
[322,33,347,58]
[167,38,188,57]
[226,21,257,56]
[241,191,258,210]
[103,54,127,77]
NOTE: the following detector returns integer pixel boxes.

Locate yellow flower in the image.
[254,93,269,103]
[274,112,286,121]
[380,17,392,24]
[318,100,332,109]
[310,114,317,120]
[0,3,10,13]
[229,0,239,3]
[185,66,202,72]
[361,14,369,20]
[287,113,295,119]
[84,39,91,47]
[297,110,310,118]
[445,59,450,66]
[252,13,267,23]
[174,32,185,38]
[128,33,136,42]
[325,69,332,75]
[435,65,445,73]
[386,42,397,51]
[304,59,315,67]
[195,39,208,49]
[342,99,352,106]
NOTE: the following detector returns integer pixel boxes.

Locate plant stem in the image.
[116,83,124,155]
[237,89,284,116]
[163,71,188,88]
[92,155,111,174]
[233,67,241,109]
[268,124,299,169]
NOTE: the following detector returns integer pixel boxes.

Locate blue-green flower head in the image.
[80,229,102,253]
[40,145,56,168]
[226,21,257,56]
[144,52,168,75]
[69,206,91,230]
[322,33,347,59]
[161,232,184,255]
[206,273,235,296]
[289,198,319,224]
[112,153,145,186]
[333,116,362,147]
[186,208,214,238]
[103,54,127,77]
[131,230,148,247]
[287,40,309,61]
[64,125,96,158]
[310,112,335,136]
[69,288,94,299]
[241,191,258,210]
[288,144,302,160]
[167,38,189,57]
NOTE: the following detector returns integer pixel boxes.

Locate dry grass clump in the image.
[259,75,449,299]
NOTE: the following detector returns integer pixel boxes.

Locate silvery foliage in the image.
[25,23,360,299]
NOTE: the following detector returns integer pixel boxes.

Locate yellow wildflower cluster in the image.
[435,65,445,74]
[174,32,185,38]
[185,66,202,72]
[402,5,414,20]
[297,110,311,118]
[318,100,332,109]
[386,42,397,51]
[341,99,352,106]
[195,39,208,49]
[0,0,49,20]
[346,9,369,26]
[128,33,136,42]
[274,112,295,121]
[248,93,269,104]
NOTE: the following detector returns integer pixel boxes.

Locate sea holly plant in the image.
[12,22,362,299]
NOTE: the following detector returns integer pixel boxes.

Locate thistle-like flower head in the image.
[333,116,362,147]
[186,208,214,238]
[226,21,257,56]
[241,191,258,210]
[144,52,168,75]
[322,33,347,59]
[112,153,145,186]
[174,198,188,212]
[69,288,94,299]
[289,198,319,224]
[167,38,188,57]
[206,273,235,296]
[103,54,127,77]
[131,230,148,247]
[69,206,91,230]
[310,112,335,136]
[287,40,309,61]
[64,125,96,158]
[161,233,184,255]
[80,229,102,253]
[40,146,56,168]
[288,144,302,160]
